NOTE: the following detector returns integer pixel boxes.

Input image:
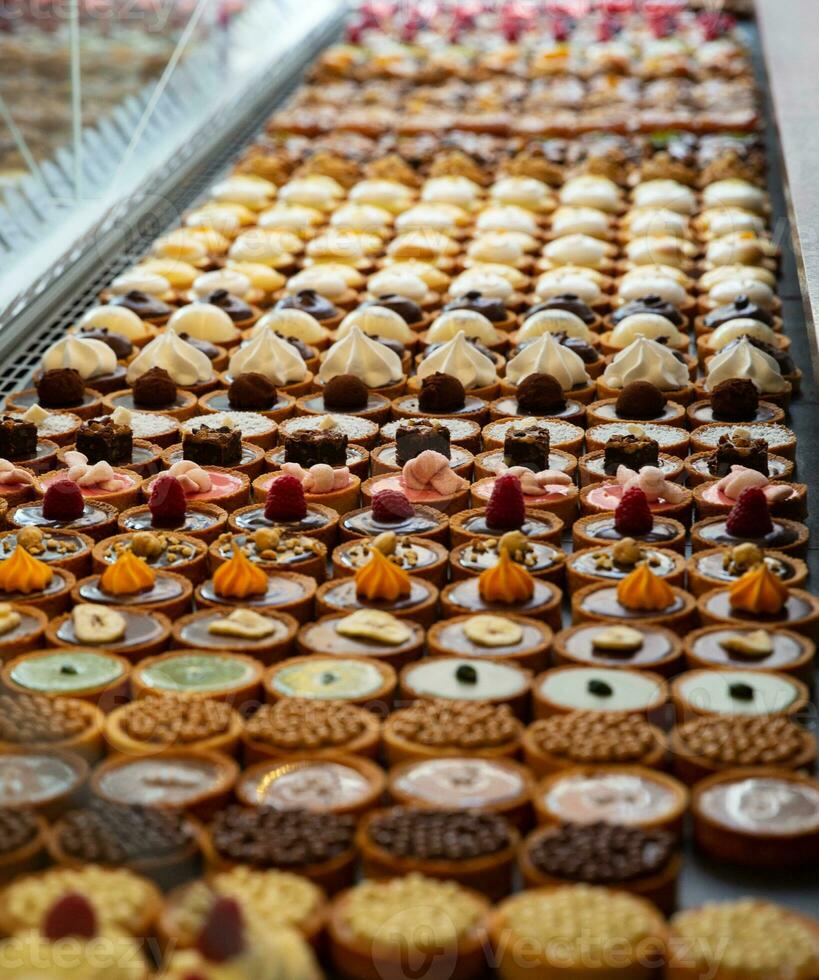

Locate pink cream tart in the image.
[473,479,573,508]
[368,474,452,505]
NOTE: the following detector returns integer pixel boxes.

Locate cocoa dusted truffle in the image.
[516,372,566,415]
[77,327,133,360]
[418,372,466,413]
[442,291,509,323]
[36,368,85,409]
[323,374,369,411]
[710,377,759,422]
[527,294,597,324]
[362,294,424,325]
[132,367,177,409]
[228,372,277,411]
[615,381,667,420]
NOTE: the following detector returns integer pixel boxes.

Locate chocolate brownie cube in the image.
[504,425,550,472]
[707,434,769,477]
[284,428,348,468]
[603,433,659,476]
[183,425,241,467]
[395,420,451,466]
[76,418,132,465]
[0,416,37,460]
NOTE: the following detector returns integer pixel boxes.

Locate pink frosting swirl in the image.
[0,459,35,487]
[281,461,351,493]
[500,464,573,497]
[401,450,468,496]
[64,451,130,492]
[716,465,793,503]
[616,464,687,504]
[167,459,212,494]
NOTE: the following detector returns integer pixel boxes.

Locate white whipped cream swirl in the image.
[318,326,403,388]
[506,333,590,390]
[602,337,689,391]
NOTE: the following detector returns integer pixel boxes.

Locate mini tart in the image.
[693,378,793,410]
[684,449,795,486]
[489,393,588,425]
[37,467,143,511]
[0,746,88,819]
[236,752,386,817]
[449,507,564,546]
[0,565,74,618]
[132,650,263,705]
[0,810,48,884]
[585,397,687,428]
[534,765,689,836]
[242,698,381,763]
[157,867,327,953]
[566,544,685,591]
[163,439,266,480]
[449,536,565,585]
[691,768,819,869]
[388,756,535,830]
[296,390,392,425]
[697,584,819,640]
[361,473,469,517]
[11,410,81,447]
[684,624,815,683]
[118,501,228,544]
[693,479,807,521]
[581,477,692,521]
[9,498,119,542]
[473,447,578,482]
[92,747,239,821]
[689,421,797,460]
[104,696,244,756]
[339,503,449,545]
[482,416,584,456]
[470,476,579,525]
[552,623,684,677]
[316,574,439,628]
[578,450,683,487]
[111,409,181,448]
[332,535,448,587]
[254,469,361,515]
[585,421,690,457]
[265,654,396,710]
[400,656,533,720]
[687,547,809,596]
[0,692,104,761]
[266,441,370,480]
[46,800,199,888]
[685,397,785,428]
[440,577,563,631]
[297,613,425,670]
[0,602,47,659]
[383,700,523,767]
[198,387,296,422]
[357,807,519,902]
[142,466,249,512]
[0,528,94,576]
[488,884,668,980]
[371,442,474,479]
[572,580,697,634]
[0,474,37,509]
[72,568,193,619]
[671,668,809,721]
[522,711,668,777]
[669,715,816,785]
[229,501,340,549]
[572,512,687,554]
[209,530,327,582]
[195,568,316,622]
[2,648,129,710]
[690,514,809,557]
[47,606,172,661]
[93,530,208,582]
[380,416,481,453]
[279,412,380,451]
[0,864,162,938]
[172,607,297,663]
[329,875,490,980]
[518,822,682,915]
[426,613,552,672]
[533,666,669,720]
[103,387,198,421]
[667,900,819,980]
[5,387,104,420]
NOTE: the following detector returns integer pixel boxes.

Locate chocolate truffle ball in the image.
[132,367,177,409]
[710,377,759,421]
[228,372,277,411]
[36,368,85,408]
[516,372,566,414]
[615,381,667,420]
[418,372,466,413]
[323,374,369,411]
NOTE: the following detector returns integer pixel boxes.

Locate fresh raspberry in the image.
[264,474,307,522]
[614,487,653,536]
[371,489,414,522]
[726,486,773,538]
[485,473,525,530]
[42,479,84,521]
[149,475,187,524]
[196,897,245,963]
[43,893,97,941]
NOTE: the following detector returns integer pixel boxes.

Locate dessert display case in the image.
[0,0,817,977]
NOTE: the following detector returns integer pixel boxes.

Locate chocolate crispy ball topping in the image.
[0,809,39,856]
[57,800,192,863]
[0,694,91,743]
[368,808,512,861]
[527,822,675,884]
[36,368,85,409]
[323,373,369,411]
[418,372,466,413]
[133,367,177,409]
[516,372,566,414]
[228,372,277,411]
[210,806,355,868]
[710,377,759,422]
[246,700,368,751]
[615,381,667,420]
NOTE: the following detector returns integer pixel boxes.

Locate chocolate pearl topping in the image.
[57,800,192,863]
[0,809,39,856]
[119,696,233,745]
[676,715,806,766]
[368,808,512,861]
[0,694,91,743]
[210,807,355,868]
[388,699,520,750]
[245,700,368,750]
[529,711,661,764]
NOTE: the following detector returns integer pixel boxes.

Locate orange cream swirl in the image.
[729,563,788,615]
[99,551,156,596]
[616,563,674,611]
[355,546,410,601]
[213,542,268,599]
[0,545,53,594]
[478,548,534,604]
